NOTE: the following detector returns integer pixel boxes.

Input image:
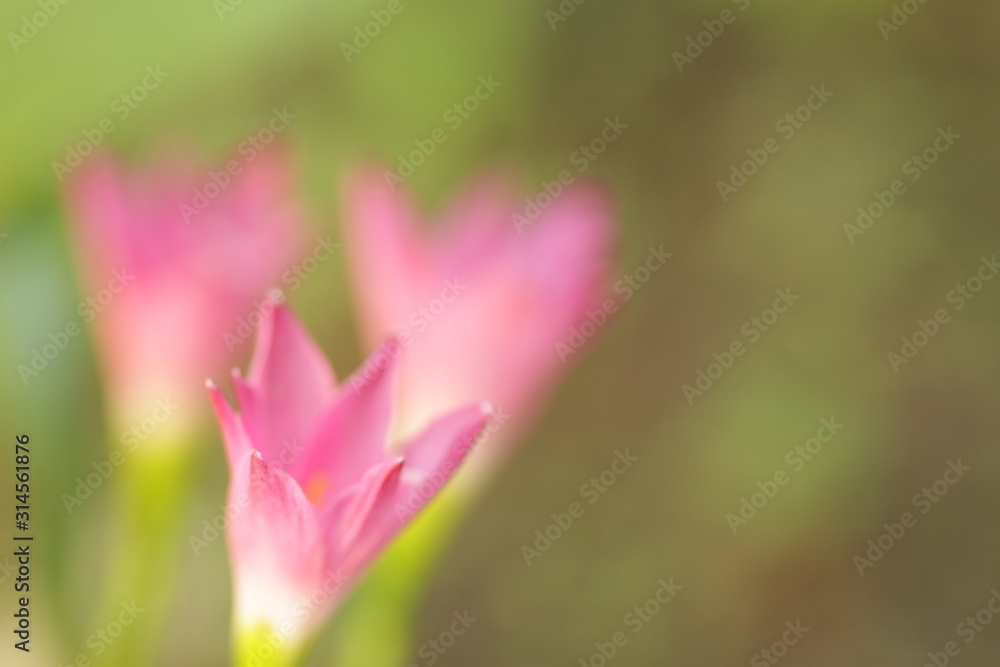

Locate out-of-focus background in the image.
[2,0,1000,665]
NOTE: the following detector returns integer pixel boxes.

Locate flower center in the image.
[305,474,329,505]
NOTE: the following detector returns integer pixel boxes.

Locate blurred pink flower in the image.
[64,151,303,425]
[341,168,616,452]
[207,305,490,637]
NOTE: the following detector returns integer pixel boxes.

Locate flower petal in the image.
[434,172,515,272]
[237,305,337,465]
[323,458,404,573]
[62,154,135,290]
[400,403,493,480]
[64,151,305,426]
[335,403,491,574]
[342,169,616,448]
[291,340,399,502]
[206,379,251,468]
[228,451,329,632]
[341,168,434,347]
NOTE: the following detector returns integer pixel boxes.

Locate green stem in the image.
[92,425,195,666]
[234,624,311,667]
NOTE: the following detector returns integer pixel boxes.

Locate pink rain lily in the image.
[207,305,491,641]
[64,151,303,426]
[341,168,616,454]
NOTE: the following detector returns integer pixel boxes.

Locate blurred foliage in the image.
[2,0,1000,665]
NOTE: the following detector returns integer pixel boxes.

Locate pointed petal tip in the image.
[273,290,288,306]
[384,457,406,487]
[346,162,393,190]
[349,336,403,389]
[269,298,291,319]
[207,379,230,410]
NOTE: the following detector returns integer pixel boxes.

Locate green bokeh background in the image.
[2,0,1000,665]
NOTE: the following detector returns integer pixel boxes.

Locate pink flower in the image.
[207,305,491,638]
[341,168,615,452]
[64,151,303,426]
